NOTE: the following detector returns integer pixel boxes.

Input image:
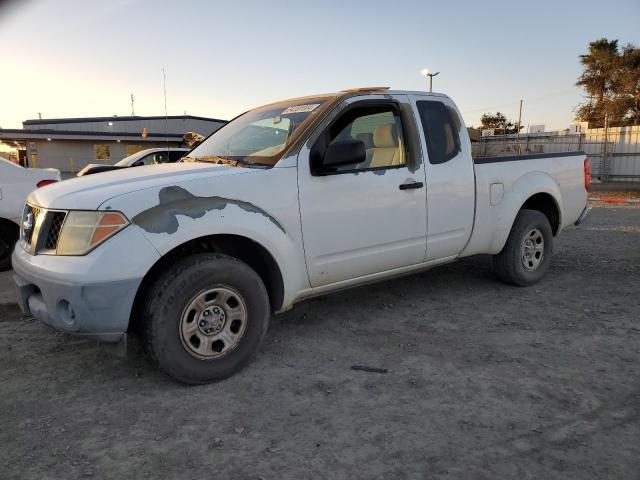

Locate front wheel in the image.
[493,209,553,286]
[0,222,19,272]
[141,253,270,384]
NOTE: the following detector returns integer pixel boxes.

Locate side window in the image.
[155,152,169,164]
[169,150,186,162]
[416,101,461,164]
[138,154,153,166]
[316,105,406,174]
[140,152,168,165]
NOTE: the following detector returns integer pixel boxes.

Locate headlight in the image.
[57,211,129,255]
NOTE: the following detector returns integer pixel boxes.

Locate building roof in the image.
[23,114,227,126]
[0,128,184,142]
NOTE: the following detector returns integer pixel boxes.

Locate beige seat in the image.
[367,123,404,168]
[354,132,374,150]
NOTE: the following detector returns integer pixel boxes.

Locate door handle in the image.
[399,181,424,190]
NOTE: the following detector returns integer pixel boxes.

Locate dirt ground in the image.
[1,207,639,480]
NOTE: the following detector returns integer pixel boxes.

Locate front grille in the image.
[22,205,66,254]
[45,212,66,250]
[23,205,42,246]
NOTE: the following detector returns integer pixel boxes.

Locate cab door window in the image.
[312,104,407,174]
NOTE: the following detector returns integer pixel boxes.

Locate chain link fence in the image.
[472,125,640,182]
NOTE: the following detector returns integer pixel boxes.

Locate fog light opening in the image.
[57,299,77,328]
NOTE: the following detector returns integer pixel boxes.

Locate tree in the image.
[479,112,522,134]
[576,38,640,127]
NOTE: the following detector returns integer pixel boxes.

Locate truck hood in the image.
[27,162,256,210]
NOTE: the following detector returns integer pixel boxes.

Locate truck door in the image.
[297,94,427,287]
[409,95,475,261]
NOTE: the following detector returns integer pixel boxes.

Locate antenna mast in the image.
[162,68,169,151]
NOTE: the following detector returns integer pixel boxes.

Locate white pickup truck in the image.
[12,88,590,383]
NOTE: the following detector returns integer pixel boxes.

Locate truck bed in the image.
[461,150,588,257]
[473,150,586,164]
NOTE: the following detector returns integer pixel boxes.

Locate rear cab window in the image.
[416,100,462,164]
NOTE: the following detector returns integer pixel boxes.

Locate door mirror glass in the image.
[322,139,366,169]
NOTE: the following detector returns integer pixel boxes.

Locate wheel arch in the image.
[495,171,563,250]
[519,192,561,235]
[129,234,285,333]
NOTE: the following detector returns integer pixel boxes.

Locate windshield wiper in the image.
[185,155,271,168]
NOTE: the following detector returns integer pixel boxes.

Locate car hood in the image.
[28,162,257,210]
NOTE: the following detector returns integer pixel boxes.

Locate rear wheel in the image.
[493,209,553,286]
[141,253,270,384]
[0,221,19,272]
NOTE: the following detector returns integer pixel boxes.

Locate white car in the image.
[12,88,590,383]
[76,148,189,176]
[0,158,60,270]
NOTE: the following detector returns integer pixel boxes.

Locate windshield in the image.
[185,96,333,166]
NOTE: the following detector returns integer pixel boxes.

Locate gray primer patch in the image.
[132,186,286,235]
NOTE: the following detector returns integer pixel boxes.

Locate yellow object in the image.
[70,157,75,173]
[31,154,38,168]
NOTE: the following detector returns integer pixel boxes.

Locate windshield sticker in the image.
[281,103,320,115]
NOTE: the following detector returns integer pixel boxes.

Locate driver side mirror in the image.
[321,139,366,170]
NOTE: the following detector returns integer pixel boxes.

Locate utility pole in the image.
[602,112,609,182]
[162,68,169,151]
[130,94,135,116]
[517,99,523,154]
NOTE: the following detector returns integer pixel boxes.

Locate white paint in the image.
[490,183,504,206]
[0,158,60,225]
[408,94,476,262]
[297,93,428,287]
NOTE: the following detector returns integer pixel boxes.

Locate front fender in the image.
[140,210,305,310]
[99,171,309,310]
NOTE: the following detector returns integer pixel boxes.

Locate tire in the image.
[141,253,270,384]
[493,209,553,287]
[0,221,19,272]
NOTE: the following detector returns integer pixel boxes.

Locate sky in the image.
[0,0,638,133]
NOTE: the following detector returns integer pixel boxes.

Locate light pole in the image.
[421,68,440,93]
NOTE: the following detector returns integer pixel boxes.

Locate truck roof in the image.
[254,88,449,112]
[338,87,448,98]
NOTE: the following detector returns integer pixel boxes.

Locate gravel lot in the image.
[1,207,639,479]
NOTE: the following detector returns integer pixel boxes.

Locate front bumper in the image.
[13,270,139,342]
[11,225,160,343]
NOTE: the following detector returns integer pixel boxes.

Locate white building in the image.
[0,114,226,172]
